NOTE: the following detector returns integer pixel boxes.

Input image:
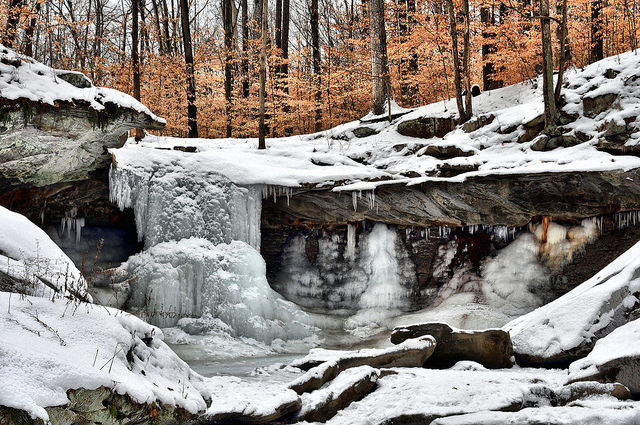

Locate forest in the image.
[1,0,638,139]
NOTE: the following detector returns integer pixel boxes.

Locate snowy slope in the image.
[0,205,88,299]
[505,239,640,365]
[0,44,164,124]
[0,292,209,422]
[112,50,640,192]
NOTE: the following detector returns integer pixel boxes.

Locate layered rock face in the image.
[0,46,163,269]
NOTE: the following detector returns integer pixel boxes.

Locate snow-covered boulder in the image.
[0,292,209,423]
[297,366,380,422]
[0,205,88,300]
[289,336,436,394]
[568,318,640,396]
[390,322,514,369]
[505,240,640,367]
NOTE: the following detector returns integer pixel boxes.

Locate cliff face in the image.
[0,45,163,227]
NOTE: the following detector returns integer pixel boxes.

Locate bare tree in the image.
[311,0,322,131]
[540,0,557,127]
[132,0,144,140]
[446,0,471,123]
[3,0,25,47]
[258,0,268,149]
[222,0,234,137]
[555,0,568,102]
[180,0,198,137]
[369,0,392,116]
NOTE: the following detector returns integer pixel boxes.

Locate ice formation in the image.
[122,238,312,343]
[274,223,414,330]
[109,165,261,250]
[109,163,312,344]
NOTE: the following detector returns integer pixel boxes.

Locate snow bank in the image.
[0,206,88,299]
[0,44,164,123]
[123,238,313,342]
[505,240,640,364]
[0,291,209,422]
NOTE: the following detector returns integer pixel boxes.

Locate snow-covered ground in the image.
[113,50,640,194]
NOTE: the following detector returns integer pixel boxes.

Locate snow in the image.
[505,239,640,361]
[111,50,640,195]
[300,366,568,425]
[0,291,209,422]
[0,206,88,299]
[0,44,164,124]
[298,366,379,418]
[204,376,300,419]
[431,405,640,425]
[568,318,640,382]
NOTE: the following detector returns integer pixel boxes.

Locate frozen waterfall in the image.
[109,164,313,344]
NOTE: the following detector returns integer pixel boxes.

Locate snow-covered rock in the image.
[297,366,380,422]
[568,318,640,395]
[505,240,640,366]
[0,292,209,423]
[390,322,513,369]
[0,205,87,300]
[0,43,164,227]
[289,336,436,394]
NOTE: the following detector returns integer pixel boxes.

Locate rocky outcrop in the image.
[397,116,457,139]
[262,169,640,228]
[0,45,163,229]
[0,387,200,425]
[583,93,618,118]
[390,322,514,369]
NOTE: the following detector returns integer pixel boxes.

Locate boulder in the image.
[423,145,474,160]
[290,336,436,393]
[530,135,583,151]
[390,322,514,369]
[353,126,379,138]
[397,116,457,139]
[462,114,495,133]
[583,93,618,118]
[568,318,640,396]
[297,366,380,423]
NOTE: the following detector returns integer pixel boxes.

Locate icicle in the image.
[346,223,357,261]
[352,192,358,211]
[75,217,85,247]
[366,191,376,210]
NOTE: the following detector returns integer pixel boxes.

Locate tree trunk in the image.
[369,0,392,116]
[258,0,268,149]
[446,0,466,122]
[279,0,290,87]
[24,1,40,57]
[180,0,198,137]
[241,0,250,98]
[311,0,322,131]
[3,0,25,48]
[132,0,144,140]
[223,0,234,138]
[275,0,282,50]
[540,0,556,128]
[462,0,472,120]
[590,0,604,62]
[555,0,568,102]
[151,0,165,54]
